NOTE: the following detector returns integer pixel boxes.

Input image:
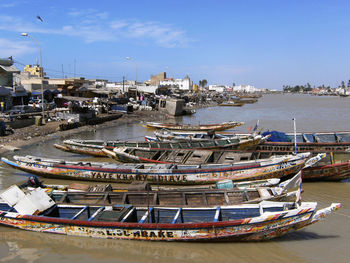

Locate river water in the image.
[0,94,349,263]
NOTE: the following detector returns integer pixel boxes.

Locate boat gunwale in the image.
[0,207,315,230]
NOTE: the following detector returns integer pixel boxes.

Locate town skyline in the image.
[1,0,350,90]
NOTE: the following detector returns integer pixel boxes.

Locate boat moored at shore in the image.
[2,152,311,185]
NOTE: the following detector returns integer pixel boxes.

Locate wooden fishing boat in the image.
[219,101,245,107]
[104,147,323,166]
[142,121,244,131]
[53,134,267,157]
[105,147,348,181]
[145,129,350,181]
[231,98,258,104]
[0,197,341,241]
[252,130,350,153]
[105,145,350,181]
[16,172,303,206]
[150,130,350,151]
[1,153,311,185]
[146,129,237,142]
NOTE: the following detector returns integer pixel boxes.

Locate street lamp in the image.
[21,32,45,122]
[125,56,138,84]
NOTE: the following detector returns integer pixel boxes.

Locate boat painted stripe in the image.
[88,206,105,221]
[214,206,221,222]
[121,207,136,222]
[139,207,154,223]
[1,158,19,168]
[71,206,89,220]
[172,208,182,224]
[0,209,314,230]
[50,160,305,175]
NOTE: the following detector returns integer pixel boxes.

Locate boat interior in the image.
[47,188,270,207]
[0,202,297,224]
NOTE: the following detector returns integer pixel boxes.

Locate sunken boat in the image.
[2,153,310,185]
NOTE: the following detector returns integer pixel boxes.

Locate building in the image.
[0,58,20,87]
[149,72,167,85]
[0,58,21,110]
[159,76,193,91]
[232,85,257,93]
[208,85,226,93]
[24,64,45,78]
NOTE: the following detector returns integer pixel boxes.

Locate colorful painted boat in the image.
[105,147,348,181]
[53,134,267,157]
[16,171,303,206]
[103,147,322,166]
[149,129,234,142]
[150,130,350,151]
[1,153,311,185]
[0,200,341,241]
[142,121,244,131]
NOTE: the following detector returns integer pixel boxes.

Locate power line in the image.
[13,59,124,80]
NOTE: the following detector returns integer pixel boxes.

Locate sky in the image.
[1,0,350,90]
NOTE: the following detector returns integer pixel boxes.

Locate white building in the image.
[232,85,257,93]
[208,85,227,93]
[159,76,193,91]
[137,84,158,94]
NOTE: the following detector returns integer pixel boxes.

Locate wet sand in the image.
[0,110,171,155]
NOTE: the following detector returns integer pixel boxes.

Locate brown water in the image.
[0,94,350,263]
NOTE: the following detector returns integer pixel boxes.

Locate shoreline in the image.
[0,110,171,155]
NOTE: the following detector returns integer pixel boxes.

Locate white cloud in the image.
[0,11,192,48]
[0,1,19,8]
[0,38,36,57]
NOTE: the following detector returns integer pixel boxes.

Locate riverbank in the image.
[0,110,170,155]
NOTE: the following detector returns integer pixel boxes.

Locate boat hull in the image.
[144,121,244,131]
[2,155,308,185]
[0,203,340,242]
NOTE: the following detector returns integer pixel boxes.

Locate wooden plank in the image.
[139,207,154,223]
[121,193,127,204]
[102,192,110,204]
[214,206,221,222]
[224,191,230,205]
[58,193,68,204]
[153,192,158,205]
[182,193,186,205]
[202,192,208,205]
[71,206,88,220]
[243,190,249,201]
[172,208,182,224]
[121,207,135,222]
[88,206,105,221]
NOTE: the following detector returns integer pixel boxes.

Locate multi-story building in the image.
[232,85,256,93]
[159,76,193,91]
[23,64,45,78]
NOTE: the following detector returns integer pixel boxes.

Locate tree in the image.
[341,81,346,88]
[199,79,207,88]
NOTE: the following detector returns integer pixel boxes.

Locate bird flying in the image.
[36,15,43,22]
